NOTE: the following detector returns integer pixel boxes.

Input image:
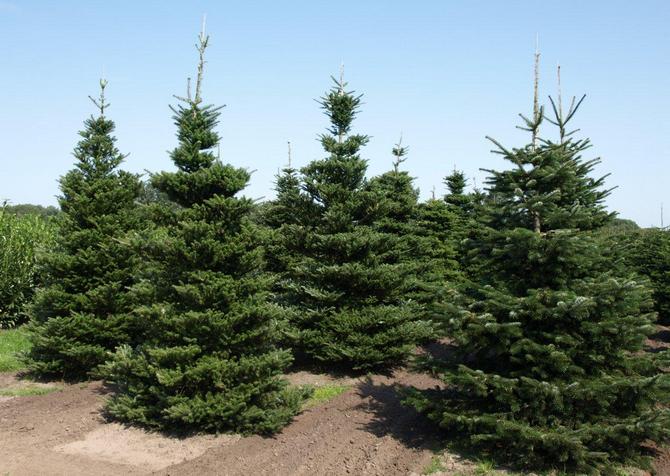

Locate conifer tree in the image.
[611,227,670,326]
[442,169,477,252]
[407,77,670,471]
[366,138,416,236]
[100,30,305,434]
[262,142,316,274]
[264,142,305,229]
[366,139,457,309]
[281,74,433,369]
[444,169,470,211]
[26,80,142,379]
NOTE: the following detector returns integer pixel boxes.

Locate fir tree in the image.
[609,227,670,326]
[442,169,478,258]
[444,169,471,212]
[281,74,433,370]
[264,142,306,229]
[261,142,316,274]
[25,80,142,379]
[407,82,670,472]
[366,137,416,236]
[366,139,458,310]
[100,30,305,434]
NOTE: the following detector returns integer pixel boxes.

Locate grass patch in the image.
[474,460,495,475]
[0,326,31,372]
[303,384,349,409]
[423,455,447,474]
[0,384,61,397]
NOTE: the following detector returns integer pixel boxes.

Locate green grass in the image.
[0,326,31,372]
[423,455,447,474]
[303,384,349,409]
[474,460,495,475]
[0,384,61,397]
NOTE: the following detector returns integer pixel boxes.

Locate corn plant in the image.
[0,204,55,327]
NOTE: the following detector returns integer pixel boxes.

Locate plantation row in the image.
[2,31,669,474]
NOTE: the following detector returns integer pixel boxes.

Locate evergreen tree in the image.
[407,88,670,472]
[281,74,433,370]
[264,142,306,230]
[26,80,142,379]
[100,31,305,434]
[261,142,316,274]
[366,138,416,237]
[442,169,478,258]
[444,169,471,212]
[609,227,670,326]
[366,139,458,310]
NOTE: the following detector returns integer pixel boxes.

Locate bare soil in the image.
[0,369,443,476]
[1,330,668,476]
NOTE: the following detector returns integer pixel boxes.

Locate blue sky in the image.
[1,1,668,226]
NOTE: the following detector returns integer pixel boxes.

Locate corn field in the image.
[0,206,55,327]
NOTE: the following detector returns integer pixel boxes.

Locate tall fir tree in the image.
[281,74,433,370]
[366,139,458,311]
[100,30,305,434]
[26,80,142,379]
[407,74,669,472]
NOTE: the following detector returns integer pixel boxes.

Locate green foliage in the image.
[278,76,433,370]
[100,33,304,435]
[0,327,31,372]
[406,95,670,472]
[0,207,55,327]
[25,80,143,379]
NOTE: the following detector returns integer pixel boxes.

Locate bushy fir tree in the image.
[366,140,457,309]
[100,31,305,434]
[281,74,433,370]
[407,85,670,472]
[261,142,316,275]
[26,80,142,379]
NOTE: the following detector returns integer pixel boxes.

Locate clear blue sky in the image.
[1,1,668,226]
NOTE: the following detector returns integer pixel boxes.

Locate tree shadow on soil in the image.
[645,328,670,354]
[354,377,443,453]
[650,328,670,343]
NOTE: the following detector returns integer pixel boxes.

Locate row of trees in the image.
[19,31,669,472]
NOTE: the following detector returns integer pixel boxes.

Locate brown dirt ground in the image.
[0,369,444,476]
[1,329,668,476]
